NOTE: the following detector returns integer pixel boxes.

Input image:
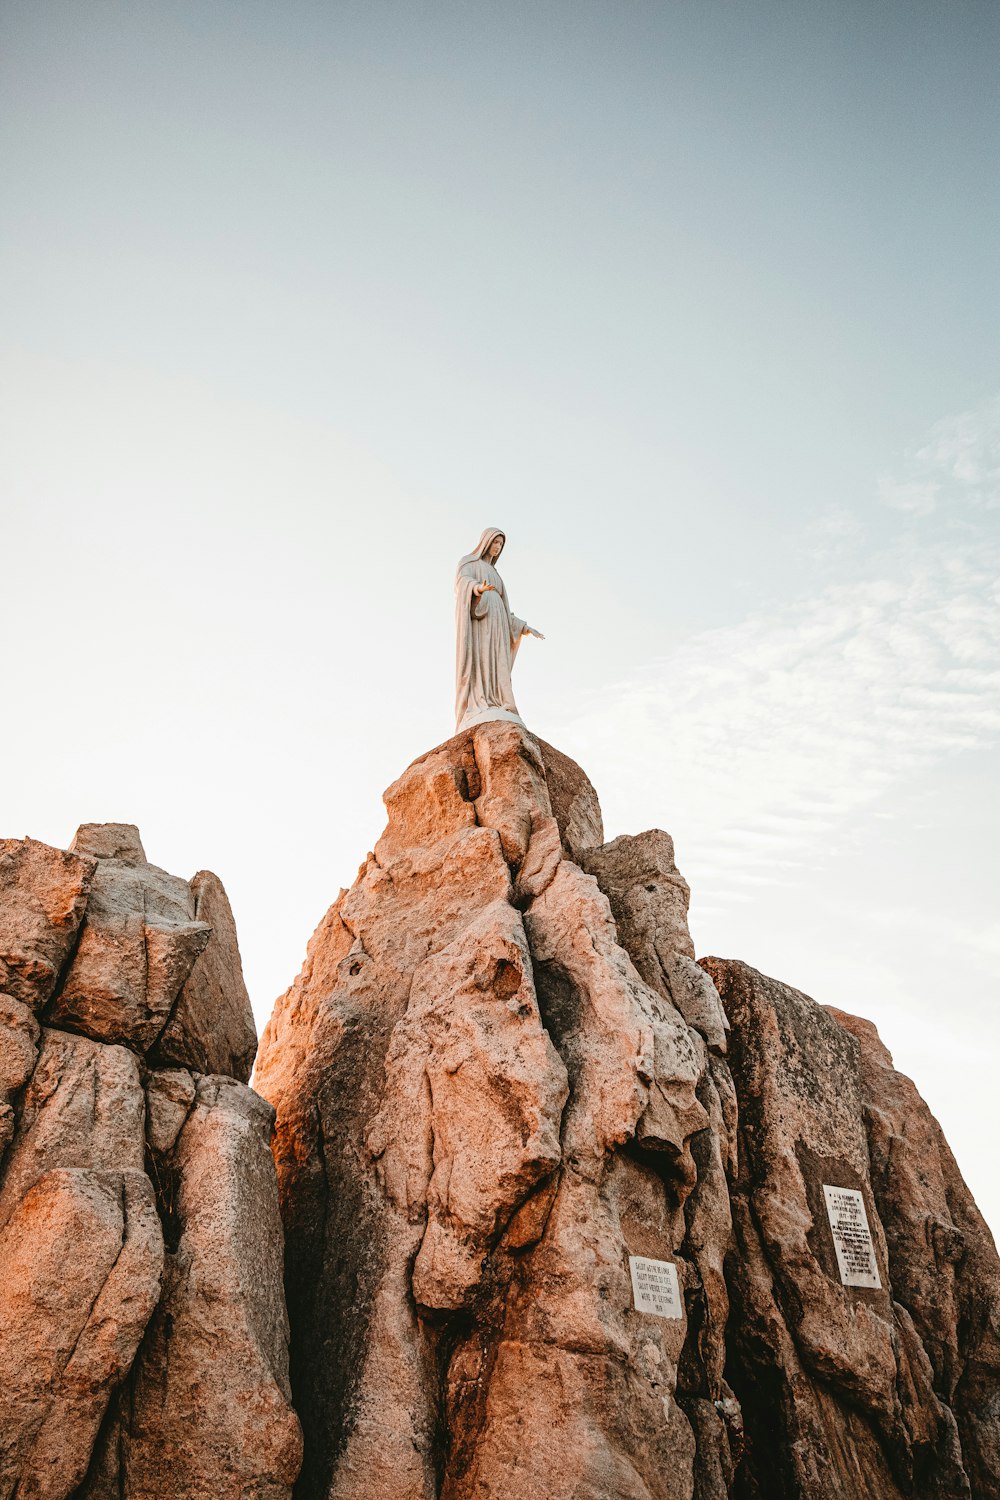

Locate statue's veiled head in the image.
[470,527,505,564]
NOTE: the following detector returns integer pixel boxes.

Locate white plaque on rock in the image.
[823,1185,881,1289]
[628,1256,684,1319]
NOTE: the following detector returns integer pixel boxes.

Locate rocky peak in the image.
[2,739,997,1500]
[254,722,1000,1500]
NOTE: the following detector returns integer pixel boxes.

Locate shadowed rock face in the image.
[829,1008,1000,1498]
[704,958,978,1500]
[258,725,999,1500]
[0,1167,163,1500]
[0,825,300,1500]
[256,725,732,1500]
[3,742,998,1500]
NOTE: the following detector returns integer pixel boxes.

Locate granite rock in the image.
[257,728,999,1500]
[4,744,997,1500]
[831,1007,1000,1499]
[536,736,604,858]
[706,957,976,1500]
[0,837,95,1010]
[0,825,299,1499]
[0,993,40,1164]
[46,827,210,1053]
[110,1075,302,1498]
[0,1027,146,1232]
[257,726,723,1500]
[150,869,257,1082]
[144,1066,196,1156]
[578,828,696,988]
[0,1166,162,1500]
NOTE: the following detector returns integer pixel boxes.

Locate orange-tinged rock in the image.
[150,869,257,1081]
[0,994,40,1164]
[110,1076,302,1498]
[0,1027,145,1232]
[0,1166,162,1500]
[11,734,986,1498]
[47,828,211,1053]
[257,726,718,1499]
[831,1006,1000,1496]
[0,823,299,1500]
[0,837,95,1010]
[707,958,973,1500]
[535,737,604,858]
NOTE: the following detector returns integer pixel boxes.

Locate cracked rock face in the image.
[0,825,301,1500]
[0,837,95,1011]
[43,824,259,1076]
[258,725,1000,1500]
[4,743,998,1500]
[706,958,990,1500]
[256,724,733,1500]
[830,1007,1000,1498]
[0,1166,163,1500]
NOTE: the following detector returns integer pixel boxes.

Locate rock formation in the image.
[0,826,301,1500]
[3,733,997,1500]
[257,723,1000,1500]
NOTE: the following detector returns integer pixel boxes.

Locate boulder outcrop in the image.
[0,826,300,1500]
[257,723,1000,1500]
[3,733,997,1500]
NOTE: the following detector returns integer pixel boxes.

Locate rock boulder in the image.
[258,726,1000,1500]
[0,824,299,1500]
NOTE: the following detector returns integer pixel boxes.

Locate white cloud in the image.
[880,392,1000,514]
[555,398,1000,905]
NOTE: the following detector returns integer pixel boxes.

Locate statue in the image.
[455,528,544,731]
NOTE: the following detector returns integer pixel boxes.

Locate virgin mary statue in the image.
[455,528,543,732]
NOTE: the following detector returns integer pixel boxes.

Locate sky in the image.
[2,3,998,1231]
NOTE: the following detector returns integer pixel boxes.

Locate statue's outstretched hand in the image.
[525,626,545,640]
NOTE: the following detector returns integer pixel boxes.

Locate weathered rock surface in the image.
[0,824,299,1499]
[257,725,731,1499]
[0,837,94,1010]
[258,725,999,1500]
[47,825,212,1053]
[144,1065,196,1155]
[3,746,997,1500]
[19,824,259,1078]
[0,993,40,1163]
[536,736,604,859]
[706,957,986,1500]
[831,1008,1000,1498]
[0,1167,163,1500]
[94,1076,303,1498]
[0,1027,146,1232]
[151,870,258,1082]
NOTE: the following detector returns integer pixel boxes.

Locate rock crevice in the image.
[257,724,999,1500]
[3,730,997,1500]
[0,825,300,1500]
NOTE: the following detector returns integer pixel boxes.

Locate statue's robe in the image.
[455,528,528,732]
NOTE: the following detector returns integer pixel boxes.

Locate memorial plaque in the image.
[823,1185,881,1289]
[628,1255,684,1319]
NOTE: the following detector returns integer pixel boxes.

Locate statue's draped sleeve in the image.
[506,587,527,663]
[455,562,482,729]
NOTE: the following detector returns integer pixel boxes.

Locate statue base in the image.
[456,707,527,732]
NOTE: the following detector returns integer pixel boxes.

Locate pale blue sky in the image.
[3,4,999,1227]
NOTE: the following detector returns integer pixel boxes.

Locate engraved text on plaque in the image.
[823,1185,881,1289]
[628,1256,684,1319]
